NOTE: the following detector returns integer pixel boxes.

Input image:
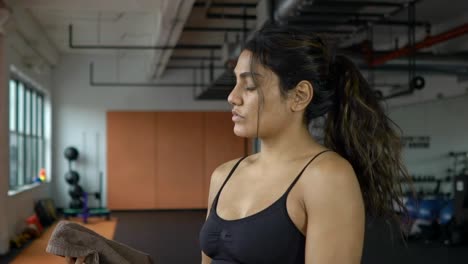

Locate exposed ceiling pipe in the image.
[370,23,468,66]
[274,0,311,22]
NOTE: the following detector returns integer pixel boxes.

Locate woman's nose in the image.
[227,85,242,106]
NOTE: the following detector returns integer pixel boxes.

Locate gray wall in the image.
[0,36,53,254]
[389,92,468,195]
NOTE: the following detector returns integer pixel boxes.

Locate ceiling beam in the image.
[5,3,59,66]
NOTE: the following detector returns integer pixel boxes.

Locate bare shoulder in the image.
[301,152,365,263]
[305,151,356,182]
[210,156,246,188]
[300,151,363,209]
[206,155,252,208]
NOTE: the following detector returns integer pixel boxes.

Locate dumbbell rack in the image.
[400,175,452,199]
[63,171,111,223]
[450,151,468,225]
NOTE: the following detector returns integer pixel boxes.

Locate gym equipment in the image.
[64,147,79,161]
[62,146,111,223]
[64,146,85,210]
[68,185,84,199]
[65,170,80,185]
[410,76,426,90]
[26,214,44,234]
[34,199,58,228]
[405,196,419,219]
[70,198,84,209]
[402,151,468,245]
[440,201,454,225]
[439,151,468,246]
[64,192,111,224]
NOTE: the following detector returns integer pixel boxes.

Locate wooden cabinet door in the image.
[107,112,156,209]
[155,112,205,208]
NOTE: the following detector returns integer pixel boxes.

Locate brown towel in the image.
[46,220,153,264]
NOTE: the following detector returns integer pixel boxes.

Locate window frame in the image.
[9,76,46,190]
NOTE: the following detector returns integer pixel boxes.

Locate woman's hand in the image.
[65,256,86,264]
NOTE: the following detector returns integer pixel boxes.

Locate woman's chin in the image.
[233,125,251,138]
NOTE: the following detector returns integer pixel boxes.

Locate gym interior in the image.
[1,0,468,263]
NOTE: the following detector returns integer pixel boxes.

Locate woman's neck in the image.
[256,123,322,164]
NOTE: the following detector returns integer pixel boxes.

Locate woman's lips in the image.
[232,114,244,122]
[232,110,244,122]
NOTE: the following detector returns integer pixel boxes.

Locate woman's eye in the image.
[245,86,256,91]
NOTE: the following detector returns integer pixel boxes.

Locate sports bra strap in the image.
[212,156,248,208]
[285,150,332,194]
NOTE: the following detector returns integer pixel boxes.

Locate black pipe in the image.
[210,50,214,81]
[194,2,256,8]
[297,10,386,19]
[201,60,205,88]
[184,27,252,32]
[299,28,355,34]
[206,13,256,20]
[352,0,427,36]
[288,18,428,27]
[193,68,198,99]
[69,25,221,50]
[314,1,403,8]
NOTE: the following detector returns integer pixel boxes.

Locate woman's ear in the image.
[291,81,313,112]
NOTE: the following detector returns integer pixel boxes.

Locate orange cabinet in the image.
[107,112,156,210]
[107,111,248,210]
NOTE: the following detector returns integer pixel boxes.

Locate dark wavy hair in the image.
[243,23,411,230]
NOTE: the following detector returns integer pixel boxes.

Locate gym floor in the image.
[111,211,468,264]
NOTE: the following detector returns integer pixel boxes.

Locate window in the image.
[9,78,46,190]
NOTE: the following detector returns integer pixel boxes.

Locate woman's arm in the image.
[303,155,365,264]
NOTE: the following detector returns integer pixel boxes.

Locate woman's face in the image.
[228,50,294,139]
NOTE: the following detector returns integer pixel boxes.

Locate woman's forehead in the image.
[234,50,270,77]
[234,50,253,73]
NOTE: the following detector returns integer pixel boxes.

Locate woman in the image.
[199,23,409,264]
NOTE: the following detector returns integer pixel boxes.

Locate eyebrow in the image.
[234,71,263,78]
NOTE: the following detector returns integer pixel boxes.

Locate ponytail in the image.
[324,55,411,224]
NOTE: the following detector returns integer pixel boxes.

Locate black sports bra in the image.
[199,150,331,263]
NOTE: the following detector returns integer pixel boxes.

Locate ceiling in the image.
[4,0,468,99]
